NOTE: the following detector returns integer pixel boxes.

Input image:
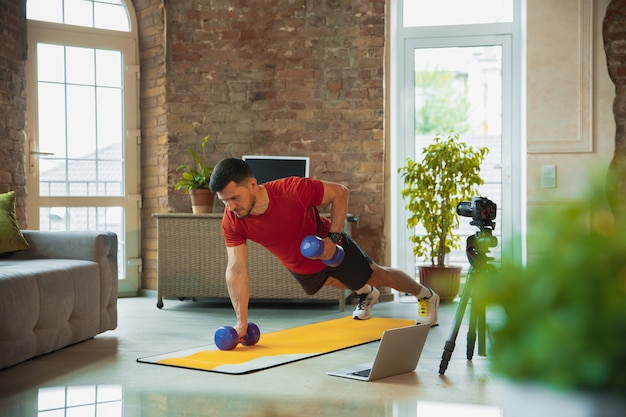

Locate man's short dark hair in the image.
[209,158,253,193]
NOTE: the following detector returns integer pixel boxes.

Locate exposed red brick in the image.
[4,0,386,289]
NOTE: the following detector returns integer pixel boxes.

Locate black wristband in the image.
[327,232,343,244]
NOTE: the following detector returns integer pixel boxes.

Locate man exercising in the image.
[209,158,440,339]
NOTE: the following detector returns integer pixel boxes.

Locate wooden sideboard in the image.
[153,213,355,311]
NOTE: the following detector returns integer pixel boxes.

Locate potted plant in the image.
[474,172,626,416]
[174,135,215,214]
[398,131,488,301]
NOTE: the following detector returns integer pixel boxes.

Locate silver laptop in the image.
[327,324,430,381]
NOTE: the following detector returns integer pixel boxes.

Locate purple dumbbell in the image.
[214,322,261,351]
[300,235,345,267]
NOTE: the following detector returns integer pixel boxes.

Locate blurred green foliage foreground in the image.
[475,172,626,397]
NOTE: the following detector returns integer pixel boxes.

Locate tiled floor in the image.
[0,291,509,416]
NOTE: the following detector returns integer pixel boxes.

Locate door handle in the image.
[28,139,55,174]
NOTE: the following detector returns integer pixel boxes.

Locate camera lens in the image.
[456,201,473,217]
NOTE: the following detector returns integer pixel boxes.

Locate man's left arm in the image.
[320,180,349,234]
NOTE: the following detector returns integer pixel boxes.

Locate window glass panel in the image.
[37,82,67,158]
[38,43,124,198]
[27,0,63,24]
[68,158,96,184]
[41,207,108,230]
[39,207,125,279]
[97,88,123,157]
[38,162,65,197]
[96,50,121,88]
[413,45,503,269]
[64,0,94,28]
[27,0,130,32]
[66,84,97,159]
[403,0,513,27]
[66,47,95,85]
[98,160,123,194]
[37,44,65,83]
[50,182,66,196]
[69,182,88,195]
[95,2,130,31]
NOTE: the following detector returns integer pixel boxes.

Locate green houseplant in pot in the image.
[474,172,626,416]
[174,135,215,214]
[398,131,488,301]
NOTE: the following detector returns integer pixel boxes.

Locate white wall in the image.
[526,0,614,255]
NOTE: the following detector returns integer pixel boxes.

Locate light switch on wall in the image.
[541,165,556,188]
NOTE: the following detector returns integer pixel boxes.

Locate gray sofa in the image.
[0,230,118,369]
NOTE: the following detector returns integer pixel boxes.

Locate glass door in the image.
[412,44,505,270]
[393,33,515,275]
[25,22,141,296]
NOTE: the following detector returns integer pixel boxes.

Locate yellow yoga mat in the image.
[137,316,415,374]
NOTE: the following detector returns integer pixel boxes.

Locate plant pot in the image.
[189,189,215,214]
[417,265,461,302]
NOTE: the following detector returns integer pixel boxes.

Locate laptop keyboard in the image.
[349,369,371,378]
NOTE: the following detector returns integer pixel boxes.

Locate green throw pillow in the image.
[0,191,29,254]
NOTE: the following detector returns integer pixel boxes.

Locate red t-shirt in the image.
[222,177,331,274]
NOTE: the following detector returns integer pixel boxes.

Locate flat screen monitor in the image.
[242,155,310,184]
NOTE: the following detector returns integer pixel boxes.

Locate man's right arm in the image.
[225,244,250,338]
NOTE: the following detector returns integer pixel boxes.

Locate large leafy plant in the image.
[398,132,488,267]
[475,173,626,396]
[174,135,214,194]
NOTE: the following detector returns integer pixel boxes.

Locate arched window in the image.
[27,0,131,31]
[25,0,141,296]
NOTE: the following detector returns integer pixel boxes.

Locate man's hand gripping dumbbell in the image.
[300,234,345,267]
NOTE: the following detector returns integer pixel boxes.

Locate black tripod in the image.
[439,221,497,375]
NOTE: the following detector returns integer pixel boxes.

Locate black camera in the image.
[457,197,497,227]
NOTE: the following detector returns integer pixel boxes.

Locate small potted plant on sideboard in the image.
[174,135,215,214]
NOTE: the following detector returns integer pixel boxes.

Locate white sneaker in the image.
[352,287,380,320]
[417,289,439,327]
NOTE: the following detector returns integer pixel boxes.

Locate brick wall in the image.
[1,0,386,290]
[164,0,386,223]
[140,0,387,288]
[5,1,626,289]
[133,0,169,289]
[604,0,626,214]
[0,0,27,227]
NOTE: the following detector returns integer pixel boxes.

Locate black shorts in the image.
[290,232,373,295]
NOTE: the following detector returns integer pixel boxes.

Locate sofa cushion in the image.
[0,259,100,368]
[0,191,29,255]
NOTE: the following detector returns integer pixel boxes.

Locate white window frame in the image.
[25,0,142,296]
[389,0,526,274]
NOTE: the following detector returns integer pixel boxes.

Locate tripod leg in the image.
[467,293,477,360]
[476,263,495,357]
[439,268,473,375]
[477,296,486,356]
